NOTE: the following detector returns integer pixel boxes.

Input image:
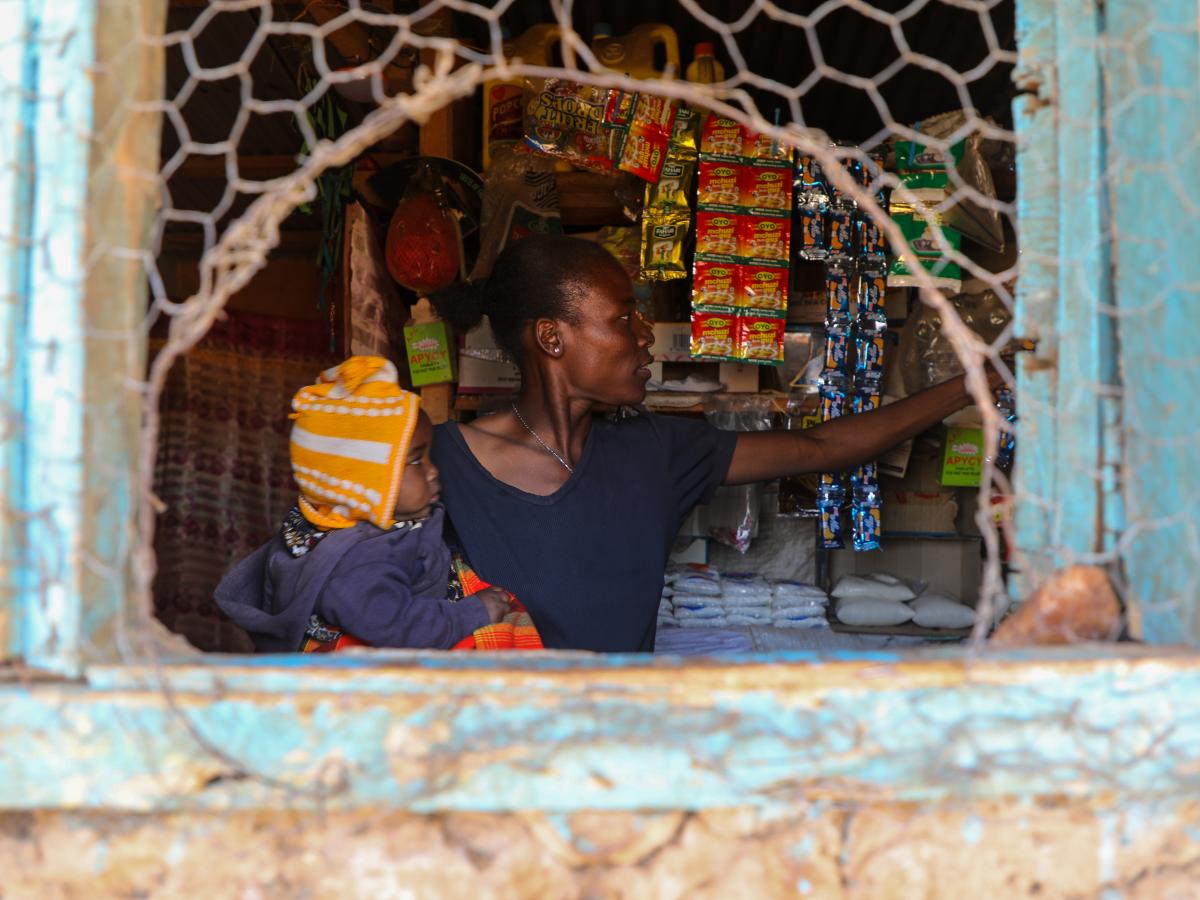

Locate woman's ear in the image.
[534,318,564,357]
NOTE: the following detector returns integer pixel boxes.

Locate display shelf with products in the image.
[454,389,811,418]
[386,21,1021,643]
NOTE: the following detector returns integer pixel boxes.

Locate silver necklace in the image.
[511,401,574,474]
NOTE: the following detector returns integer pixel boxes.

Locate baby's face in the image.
[393,412,439,521]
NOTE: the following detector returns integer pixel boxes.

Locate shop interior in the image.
[149,0,1019,654]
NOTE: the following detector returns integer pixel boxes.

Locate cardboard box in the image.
[881,489,959,535]
[669,537,708,566]
[881,439,955,532]
[653,322,694,362]
[718,362,759,392]
[829,535,983,603]
[457,355,521,393]
[456,318,521,393]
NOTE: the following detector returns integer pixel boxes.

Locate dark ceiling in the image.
[158,0,1015,236]
[465,0,1016,143]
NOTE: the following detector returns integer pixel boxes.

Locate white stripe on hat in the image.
[319,359,400,399]
[291,424,393,465]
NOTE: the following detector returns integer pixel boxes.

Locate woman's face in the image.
[560,264,655,406]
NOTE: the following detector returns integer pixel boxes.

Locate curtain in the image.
[151,312,337,652]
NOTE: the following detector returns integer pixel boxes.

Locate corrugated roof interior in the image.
[157,0,1015,239]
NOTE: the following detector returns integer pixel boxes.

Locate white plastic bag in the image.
[835,597,916,626]
[911,593,976,629]
[831,574,917,602]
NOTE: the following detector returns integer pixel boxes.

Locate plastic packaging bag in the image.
[702,395,774,553]
[469,146,563,280]
[835,597,915,626]
[890,110,1004,252]
[831,574,917,602]
[897,287,1012,395]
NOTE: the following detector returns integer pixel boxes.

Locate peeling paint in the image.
[2,649,1200,814]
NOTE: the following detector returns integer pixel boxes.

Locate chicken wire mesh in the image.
[10,0,1174,661]
[4,5,1200,869]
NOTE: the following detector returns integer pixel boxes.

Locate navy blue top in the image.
[433,413,738,652]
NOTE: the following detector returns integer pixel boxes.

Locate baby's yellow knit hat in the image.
[289,356,421,531]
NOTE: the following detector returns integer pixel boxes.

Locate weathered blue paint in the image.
[5,0,99,675]
[1104,0,1200,642]
[1013,0,1122,591]
[0,2,34,657]
[1051,0,1115,561]
[4,647,1200,812]
[1012,0,1061,593]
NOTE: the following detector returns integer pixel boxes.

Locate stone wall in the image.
[3,800,1197,898]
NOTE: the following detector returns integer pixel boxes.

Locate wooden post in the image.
[412,3,472,425]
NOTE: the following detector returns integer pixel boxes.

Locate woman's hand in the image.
[476,586,512,624]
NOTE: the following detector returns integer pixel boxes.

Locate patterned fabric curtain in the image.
[345,200,405,365]
[152,312,337,652]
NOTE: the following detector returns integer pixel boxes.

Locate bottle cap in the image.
[593,23,612,40]
[694,41,716,57]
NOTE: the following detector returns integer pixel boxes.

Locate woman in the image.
[432,235,1003,652]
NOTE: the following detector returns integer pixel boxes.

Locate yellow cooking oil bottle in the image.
[686,42,725,89]
[591,23,680,80]
[481,24,562,171]
[685,41,726,120]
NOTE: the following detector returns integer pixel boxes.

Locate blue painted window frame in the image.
[1,0,1197,813]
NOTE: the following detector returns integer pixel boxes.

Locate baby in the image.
[215,356,530,652]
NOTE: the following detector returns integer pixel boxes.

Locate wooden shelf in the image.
[828,620,973,640]
[831,533,984,543]
[555,170,635,228]
[454,391,807,417]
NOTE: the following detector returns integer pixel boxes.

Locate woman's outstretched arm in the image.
[724,373,993,485]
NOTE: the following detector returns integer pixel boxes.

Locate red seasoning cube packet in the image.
[737,213,790,262]
[692,260,738,307]
[698,159,741,207]
[741,165,792,211]
[741,128,791,164]
[736,263,789,311]
[695,210,739,257]
[613,92,677,182]
[700,116,743,157]
[735,313,786,363]
[634,93,676,130]
[619,125,669,182]
[690,308,737,359]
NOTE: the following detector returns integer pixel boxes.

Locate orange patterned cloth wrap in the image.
[449,555,543,650]
[300,555,542,652]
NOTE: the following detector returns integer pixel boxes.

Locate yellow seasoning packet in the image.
[645,149,696,211]
[640,209,690,282]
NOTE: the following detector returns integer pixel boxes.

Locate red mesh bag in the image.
[384,160,464,294]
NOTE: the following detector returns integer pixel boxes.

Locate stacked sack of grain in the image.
[660,564,831,629]
[769,580,829,628]
[831,574,977,629]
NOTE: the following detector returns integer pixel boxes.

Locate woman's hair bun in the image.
[429,279,487,333]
